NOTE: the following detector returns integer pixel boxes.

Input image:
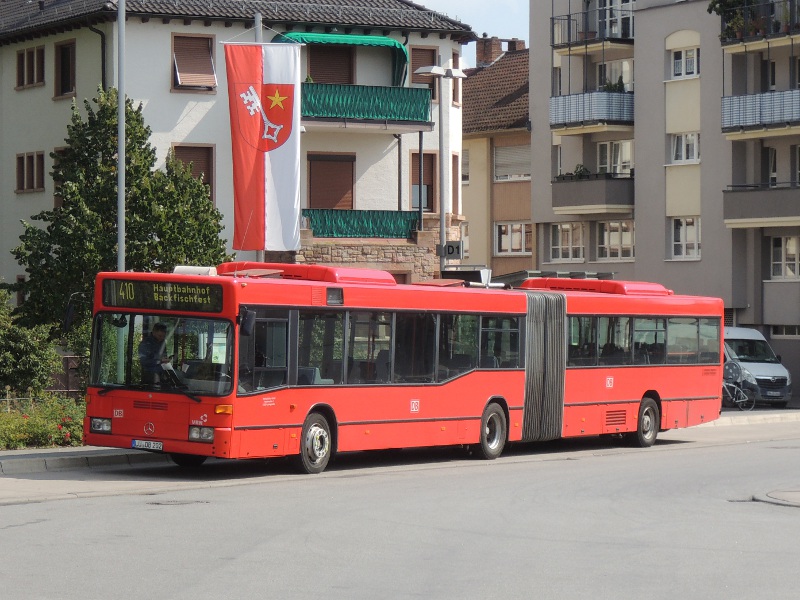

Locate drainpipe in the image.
[394,134,402,211]
[87,24,107,90]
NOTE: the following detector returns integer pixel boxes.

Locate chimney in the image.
[507,38,526,52]
[476,35,503,67]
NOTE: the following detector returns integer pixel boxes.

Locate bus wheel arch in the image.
[477,398,509,460]
[630,395,660,448]
[297,405,337,474]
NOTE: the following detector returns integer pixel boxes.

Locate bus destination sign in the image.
[102,280,224,313]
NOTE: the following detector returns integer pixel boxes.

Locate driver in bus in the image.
[138,323,170,383]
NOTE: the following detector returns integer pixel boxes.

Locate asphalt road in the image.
[1,415,800,600]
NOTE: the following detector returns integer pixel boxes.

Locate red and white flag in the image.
[224,43,301,251]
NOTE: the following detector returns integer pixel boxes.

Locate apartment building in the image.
[462,36,532,277]
[1,0,475,288]
[531,0,799,384]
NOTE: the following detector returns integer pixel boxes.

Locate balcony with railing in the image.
[718,1,800,47]
[550,92,634,132]
[551,7,635,56]
[723,183,800,226]
[301,83,432,130]
[721,90,800,137]
[302,209,420,238]
[552,172,634,215]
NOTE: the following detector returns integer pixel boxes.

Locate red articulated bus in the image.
[84,262,724,473]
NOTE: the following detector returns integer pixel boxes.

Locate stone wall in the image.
[264,230,443,282]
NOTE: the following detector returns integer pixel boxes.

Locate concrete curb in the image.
[756,490,800,508]
[0,448,170,475]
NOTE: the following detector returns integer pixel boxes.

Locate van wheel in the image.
[298,412,332,474]
[477,403,507,460]
[630,398,659,448]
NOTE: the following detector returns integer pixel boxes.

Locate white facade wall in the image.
[0,19,464,283]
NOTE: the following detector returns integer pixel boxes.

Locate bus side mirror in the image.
[62,302,75,333]
[240,308,256,336]
[62,291,87,333]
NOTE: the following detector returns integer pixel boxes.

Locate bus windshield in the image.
[90,313,234,396]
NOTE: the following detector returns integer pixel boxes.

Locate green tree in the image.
[0,289,61,394]
[707,0,746,15]
[8,87,231,334]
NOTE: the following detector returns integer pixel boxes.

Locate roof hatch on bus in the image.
[215,262,397,285]
[519,278,674,296]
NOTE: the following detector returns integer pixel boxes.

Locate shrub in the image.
[0,395,84,450]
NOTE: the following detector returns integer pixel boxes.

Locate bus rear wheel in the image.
[298,412,332,474]
[630,397,659,448]
[477,402,507,460]
[170,453,208,469]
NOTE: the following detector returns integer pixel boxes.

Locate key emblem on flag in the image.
[232,82,294,152]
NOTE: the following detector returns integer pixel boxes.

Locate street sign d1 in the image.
[439,240,463,260]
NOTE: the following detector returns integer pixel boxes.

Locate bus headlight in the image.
[90,418,112,434]
[189,426,214,443]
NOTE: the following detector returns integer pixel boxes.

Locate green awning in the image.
[273,32,408,87]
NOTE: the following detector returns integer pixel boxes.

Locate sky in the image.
[417,0,530,68]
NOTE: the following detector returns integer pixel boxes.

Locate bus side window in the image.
[698,318,721,364]
[567,316,596,367]
[394,313,436,383]
[298,311,345,385]
[438,314,479,380]
[238,313,289,393]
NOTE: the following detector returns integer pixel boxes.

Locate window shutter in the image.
[174,36,217,88]
[174,145,214,204]
[309,155,354,209]
[411,153,434,186]
[494,145,531,181]
[462,150,470,183]
[174,146,212,185]
[309,45,353,84]
[411,48,436,100]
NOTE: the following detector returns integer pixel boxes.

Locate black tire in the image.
[736,388,755,411]
[170,453,208,469]
[631,397,659,448]
[477,403,507,460]
[298,412,333,474]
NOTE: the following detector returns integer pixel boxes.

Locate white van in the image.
[724,327,793,407]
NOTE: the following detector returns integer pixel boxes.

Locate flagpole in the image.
[254,11,265,263]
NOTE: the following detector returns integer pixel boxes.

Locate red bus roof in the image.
[94,265,722,318]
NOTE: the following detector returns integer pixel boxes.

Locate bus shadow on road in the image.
[120,433,693,481]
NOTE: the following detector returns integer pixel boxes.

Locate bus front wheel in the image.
[298,412,332,474]
[630,398,660,448]
[477,402,507,460]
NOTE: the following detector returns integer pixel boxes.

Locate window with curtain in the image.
[550,222,584,261]
[597,220,634,260]
[671,217,701,260]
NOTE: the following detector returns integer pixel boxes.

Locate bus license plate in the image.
[132,439,163,451]
[766,391,781,397]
